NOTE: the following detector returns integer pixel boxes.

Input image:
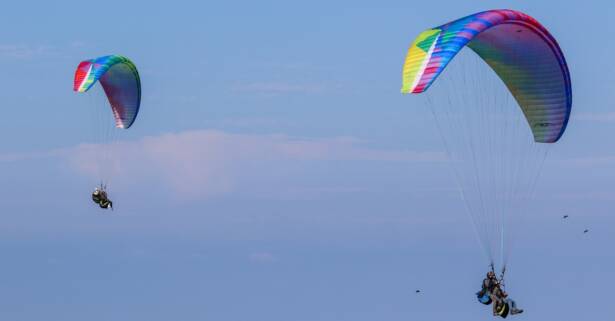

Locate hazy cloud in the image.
[63,130,445,199]
[0,129,446,200]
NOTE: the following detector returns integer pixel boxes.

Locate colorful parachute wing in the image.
[401,9,571,143]
[74,55,141,129]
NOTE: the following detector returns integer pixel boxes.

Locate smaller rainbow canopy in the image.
[74,55,141,129]
[401,9,572,143]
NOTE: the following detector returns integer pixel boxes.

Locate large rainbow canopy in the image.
[73,55,141,129]
[401,9,571,143]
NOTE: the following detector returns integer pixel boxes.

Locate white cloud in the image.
[72,130,446,199]
[1,129,446,200]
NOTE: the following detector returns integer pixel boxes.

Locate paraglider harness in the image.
[92,184,113,210]
[476,265,511,318]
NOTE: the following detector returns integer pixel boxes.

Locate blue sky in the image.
[0,0,612,320]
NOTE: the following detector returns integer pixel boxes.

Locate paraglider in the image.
[73,55,141,210]
[476,270,524,317]
[563,215,569,219]
[402,9,571,317]
[92,185,113,210]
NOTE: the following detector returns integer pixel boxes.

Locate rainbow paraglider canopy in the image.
[401,9,571,143]
[74,55,141,129]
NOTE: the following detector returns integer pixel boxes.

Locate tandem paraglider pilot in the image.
[476,271,523,318]
[92,186,113,210]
